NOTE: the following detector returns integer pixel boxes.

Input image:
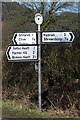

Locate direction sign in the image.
[12,33,37,45]
[42,32,75,43]
[6,45,38,61]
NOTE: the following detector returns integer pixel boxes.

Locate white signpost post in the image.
[6,45,38,61]
[35,13,43,112]
[42,32,75,43]
[12,33,37,45]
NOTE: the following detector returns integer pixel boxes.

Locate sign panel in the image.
[12,33,37,45]
[6,45,38,61]
[42,32,75,43]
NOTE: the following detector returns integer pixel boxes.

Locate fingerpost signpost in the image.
[6,13,75,112]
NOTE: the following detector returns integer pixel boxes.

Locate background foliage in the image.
[2,2,80,116]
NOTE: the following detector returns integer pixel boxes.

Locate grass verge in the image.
[2,99,52,118]
[2,99,80,119]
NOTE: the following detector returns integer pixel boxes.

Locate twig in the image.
[67,94,73,106]
[46,96,56,109]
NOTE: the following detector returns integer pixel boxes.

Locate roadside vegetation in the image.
[2,99,53,118]
[2,2,80,118]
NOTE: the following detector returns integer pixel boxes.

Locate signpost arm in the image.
[38,24,42,112]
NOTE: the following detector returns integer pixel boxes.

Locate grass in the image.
[2,99,80,119]
[0,99,2,118]
[2,99,53,118]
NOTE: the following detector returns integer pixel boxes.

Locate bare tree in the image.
[21,1,74,30]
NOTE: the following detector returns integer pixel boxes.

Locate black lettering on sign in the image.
[64,33,66,36]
